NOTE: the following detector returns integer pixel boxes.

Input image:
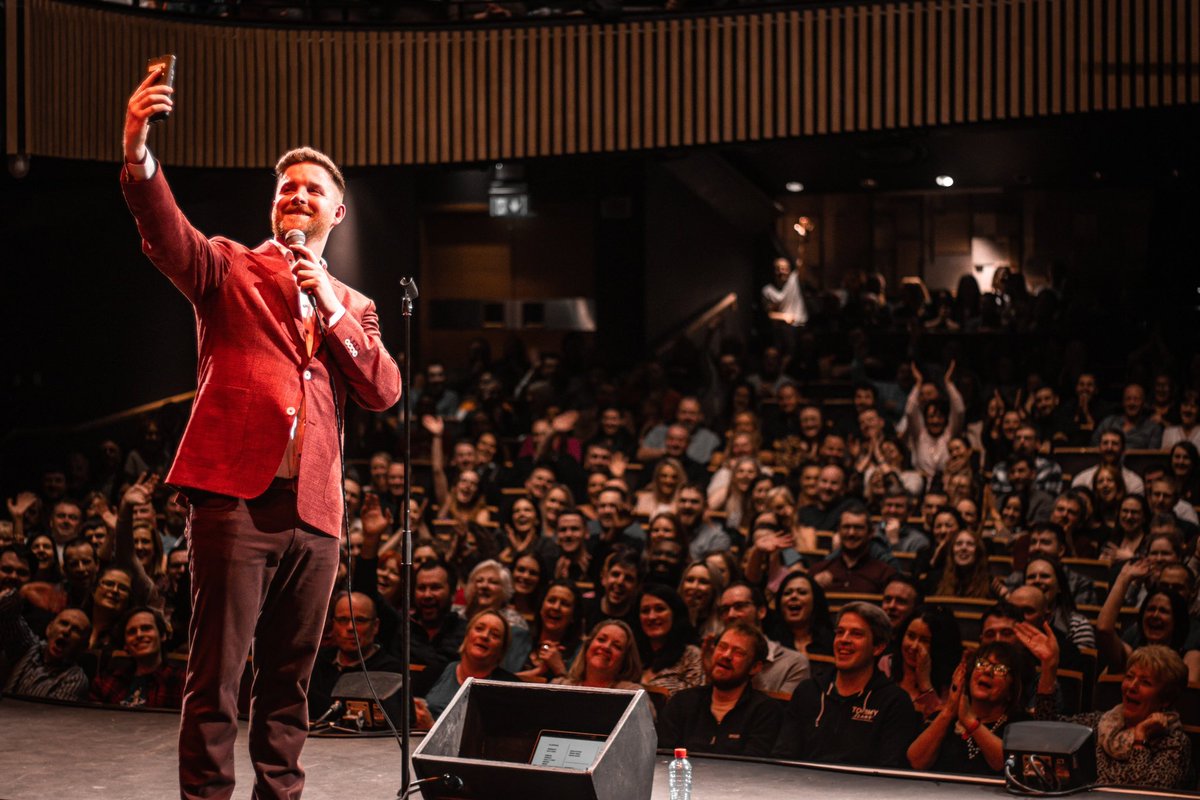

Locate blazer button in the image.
[286,406,296,416]
[303,370,312,380]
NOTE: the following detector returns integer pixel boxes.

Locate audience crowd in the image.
[4,263,1200,790]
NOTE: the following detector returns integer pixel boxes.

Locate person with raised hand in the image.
[122,62,401,800]
[1020,621,1192,789]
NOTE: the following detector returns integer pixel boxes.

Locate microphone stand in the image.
[398,276,419,797]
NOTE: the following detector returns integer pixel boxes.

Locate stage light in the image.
[935,174,954,188]
[860,178,878,189]
[785,181,805,193]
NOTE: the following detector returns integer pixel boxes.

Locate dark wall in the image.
[2,156,421,438]
[643,161,759,346]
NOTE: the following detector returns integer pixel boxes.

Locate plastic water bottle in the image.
[668,747,692,800]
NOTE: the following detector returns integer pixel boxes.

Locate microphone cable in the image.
[291,233,417,797]
[308,277,411,787]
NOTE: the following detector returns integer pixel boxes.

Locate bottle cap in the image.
[674,748,687,759]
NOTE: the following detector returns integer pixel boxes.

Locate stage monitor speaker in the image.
[1002,720,1096,794]
[332,671,405,730]
[412,678,656,800]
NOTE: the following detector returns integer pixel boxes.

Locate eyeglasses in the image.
[974,658,1011,677]
[717,601,755,615]
[98,578,131,594]
[333,616,375,626]
[0,564,31,577]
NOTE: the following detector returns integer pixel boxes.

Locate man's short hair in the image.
[982,601,1024,626]
[602,546,644,580]
[416,557,457,588]
[1028,521,1066,544]
[837,501,870,524]
[599,484,629,505]
[556,509,587,529]
[883,573,924,603]
[63,536,95,554]
[119,605,171,641]
[1009,454,1038,472]
[837,601,892,648]
[853,381,878,400]
[0,544,32,568]
[721,620,769,664]
[725,580,768,611]
[80,516,108,534]
[274,147,345,196]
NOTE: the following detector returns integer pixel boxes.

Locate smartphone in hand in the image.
[146,54,176,123]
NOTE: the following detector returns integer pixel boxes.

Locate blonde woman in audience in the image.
[1024,626,1192,789]
[553,619,643,690]
[634,458,684,518]
[678,560,725,641]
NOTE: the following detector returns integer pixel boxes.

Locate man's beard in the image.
[272,210,329,242]
[709,673,749,691]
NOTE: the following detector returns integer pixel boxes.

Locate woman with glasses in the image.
[906,642,1027,774]
[88,567,135,651]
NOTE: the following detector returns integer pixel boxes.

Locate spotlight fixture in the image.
[859,178,878,189]
[785,181,805,193]
[935,174,954,188]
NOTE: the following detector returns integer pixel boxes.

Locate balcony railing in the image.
[6,0,1199,168]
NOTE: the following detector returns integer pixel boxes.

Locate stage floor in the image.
[0,697,1191,800]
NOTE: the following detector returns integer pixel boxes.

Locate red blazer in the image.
[122,165,402,537]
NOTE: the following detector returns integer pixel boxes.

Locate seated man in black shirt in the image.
[308,591,405,726]
[658,622,783,757]
[810,505,898,594]
[773,601,919,766]
[581,548,643,633]
[407,560,467,697]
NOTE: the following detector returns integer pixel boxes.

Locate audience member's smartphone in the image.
[146,54,176,123]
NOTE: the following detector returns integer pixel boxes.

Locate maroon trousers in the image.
[180,480,339,800]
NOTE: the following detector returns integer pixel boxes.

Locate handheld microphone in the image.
[284,228,317,312]
[284,228,306,250]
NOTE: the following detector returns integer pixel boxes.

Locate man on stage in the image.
[121,67,402,799]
